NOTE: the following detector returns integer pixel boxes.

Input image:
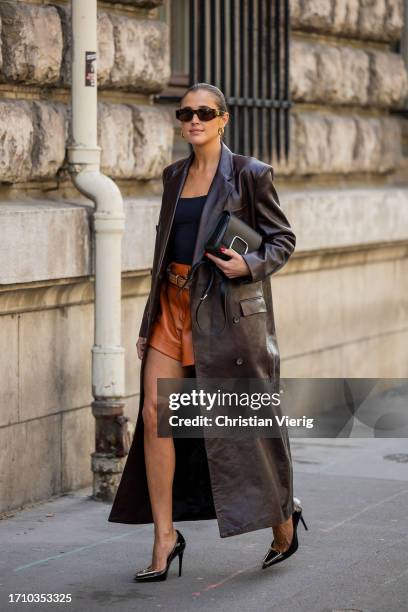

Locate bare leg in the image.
[142,345,188,571]
[272,516,294,553]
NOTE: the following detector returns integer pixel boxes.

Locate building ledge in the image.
[1,185,408,285]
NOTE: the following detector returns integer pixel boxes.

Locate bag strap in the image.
[175,258,229,335]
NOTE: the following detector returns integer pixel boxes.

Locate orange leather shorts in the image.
[148,261,195,367]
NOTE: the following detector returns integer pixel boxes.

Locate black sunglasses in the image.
[175,106,226,122]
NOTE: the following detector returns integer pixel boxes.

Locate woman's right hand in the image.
[136,336,147,360]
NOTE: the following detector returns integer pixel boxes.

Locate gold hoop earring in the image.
[218,126,224,137]
[180,128,185,138]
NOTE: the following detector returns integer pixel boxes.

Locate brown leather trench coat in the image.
[108,141,297,537]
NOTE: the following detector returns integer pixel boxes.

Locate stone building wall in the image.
[272,0,408,382]
[0,0,173,515]
[0,0,407,514]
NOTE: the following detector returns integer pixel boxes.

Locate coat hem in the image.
[218,503,295,538]
[108,500,295,540]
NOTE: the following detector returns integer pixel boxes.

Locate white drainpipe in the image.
[67,0,127,500]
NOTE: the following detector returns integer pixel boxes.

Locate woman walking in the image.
[108,83,307,581]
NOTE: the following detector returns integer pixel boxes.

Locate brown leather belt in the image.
[166,266,189,289]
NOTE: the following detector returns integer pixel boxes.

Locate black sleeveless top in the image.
[167,194,207,265]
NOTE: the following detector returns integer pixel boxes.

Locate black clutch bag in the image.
[177,211,263,336]
[204,210,262,260]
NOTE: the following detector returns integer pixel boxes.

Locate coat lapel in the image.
[160,141,235,271]
[191,142,235,267]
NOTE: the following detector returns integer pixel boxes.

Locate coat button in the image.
[233,316,240,324]
[235,357,244,365]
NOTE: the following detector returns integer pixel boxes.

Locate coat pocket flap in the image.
[239,296,267,316]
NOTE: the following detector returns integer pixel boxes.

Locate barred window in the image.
[156,0,291,163]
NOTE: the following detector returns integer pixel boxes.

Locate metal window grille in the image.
[155,0,291,163]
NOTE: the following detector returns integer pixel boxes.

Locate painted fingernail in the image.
[220,246,226,252]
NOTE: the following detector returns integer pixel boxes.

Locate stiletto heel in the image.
[134,529,186,582]
[261,497,308,569]
[300,514,308,530]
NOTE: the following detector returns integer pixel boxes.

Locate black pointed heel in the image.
[134,529,186,582]
[262,497,308,569]
[299,513,308,531]
[178,549,184,577]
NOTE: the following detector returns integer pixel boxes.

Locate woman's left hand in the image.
[205,247,251,279]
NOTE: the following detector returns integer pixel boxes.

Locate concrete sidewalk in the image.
[1,438,407,612]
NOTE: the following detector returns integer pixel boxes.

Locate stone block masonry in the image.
[0,100,173,183]
[0,0,408,515]
[0,2,170,91]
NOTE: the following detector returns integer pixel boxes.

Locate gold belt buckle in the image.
[167,265,187,288]
[176,273,186,287]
